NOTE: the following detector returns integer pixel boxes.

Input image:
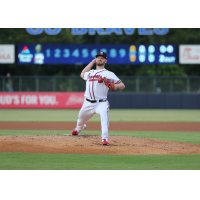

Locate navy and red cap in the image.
[95,52,107,59]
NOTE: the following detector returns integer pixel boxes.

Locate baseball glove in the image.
[102,77,115,91]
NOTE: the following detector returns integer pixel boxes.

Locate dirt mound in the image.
[0,134,200,155]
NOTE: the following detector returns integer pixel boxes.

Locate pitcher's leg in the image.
[96,101,110,141]
[76,102,94,133]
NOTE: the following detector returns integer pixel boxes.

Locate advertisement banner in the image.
[0,92,85,109]
[179,45,200,64]
[0,45,15,64]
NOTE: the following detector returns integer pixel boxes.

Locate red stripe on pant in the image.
[107,101,109,128]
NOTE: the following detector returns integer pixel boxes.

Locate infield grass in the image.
[0,109,200,122]
[0,152,200,170]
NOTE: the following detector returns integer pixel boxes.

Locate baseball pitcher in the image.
[72,52,125,145]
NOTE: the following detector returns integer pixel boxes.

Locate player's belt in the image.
[86,98,107,103]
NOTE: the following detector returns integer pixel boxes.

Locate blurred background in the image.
[0,28,200,109]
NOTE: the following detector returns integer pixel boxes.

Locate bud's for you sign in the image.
[0,92,85,109]
[179,45,200,64]
[0,45,15,64]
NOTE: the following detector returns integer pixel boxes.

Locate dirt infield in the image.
[0,122,200,131]
[0,122,200,155]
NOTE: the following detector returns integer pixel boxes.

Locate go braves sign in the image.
[26,28,169,36]
[0,92,85,109]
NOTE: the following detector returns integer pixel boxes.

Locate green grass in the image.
[0,109,200,122]
[0,130,200,144]
[0,109,200,170]
[0,152,200,170]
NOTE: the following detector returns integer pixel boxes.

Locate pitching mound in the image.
[0,134,200,155]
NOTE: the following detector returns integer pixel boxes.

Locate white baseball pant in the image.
[75,99,110,140]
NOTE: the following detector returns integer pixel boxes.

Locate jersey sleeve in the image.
[83,72,90,81]
[106,72,121,84]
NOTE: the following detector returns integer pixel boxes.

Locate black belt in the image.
[86,98,105,103]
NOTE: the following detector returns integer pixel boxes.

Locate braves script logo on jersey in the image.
[88,73,101,80]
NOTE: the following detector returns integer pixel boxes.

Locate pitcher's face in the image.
[96,56,107,66]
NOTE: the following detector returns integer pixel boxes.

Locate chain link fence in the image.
[1,76,200,93]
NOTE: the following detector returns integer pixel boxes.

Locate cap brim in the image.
[95,54,107,59]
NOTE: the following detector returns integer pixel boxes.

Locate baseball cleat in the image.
[72,129,78,135]
[102,139,109,145]
[72,124,87,136]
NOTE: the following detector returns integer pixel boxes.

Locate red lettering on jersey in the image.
[88,74,101,79]
[89,79,100,81]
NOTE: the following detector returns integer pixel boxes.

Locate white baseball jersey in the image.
[83,68,121,100]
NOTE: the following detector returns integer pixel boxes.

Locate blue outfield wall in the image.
[107,94,200,109]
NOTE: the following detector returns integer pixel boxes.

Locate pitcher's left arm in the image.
[114,81,125,90]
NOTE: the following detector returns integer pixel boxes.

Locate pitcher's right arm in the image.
[80,59,96,79]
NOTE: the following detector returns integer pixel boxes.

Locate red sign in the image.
[0,92,85,109]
